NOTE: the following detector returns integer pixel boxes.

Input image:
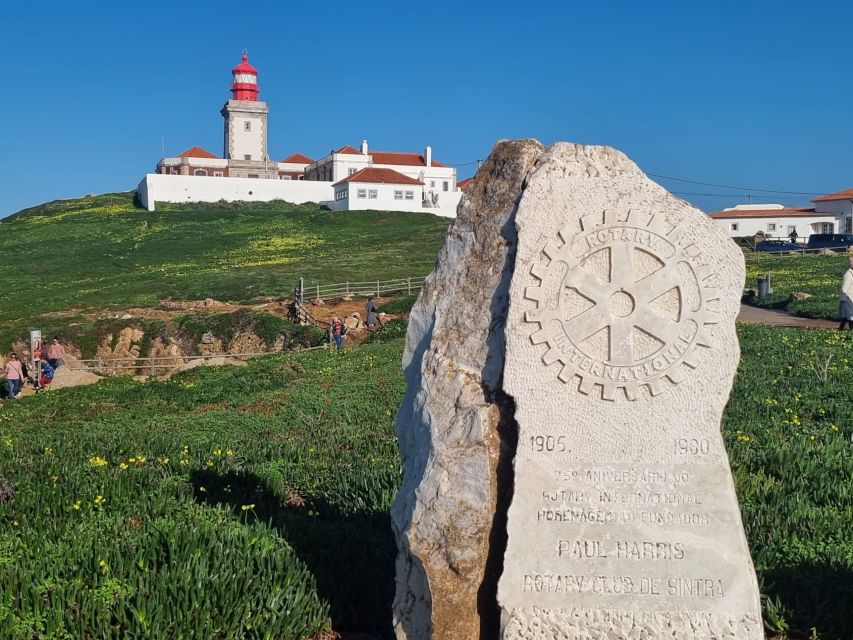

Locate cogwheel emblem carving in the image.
[525,209,722,401]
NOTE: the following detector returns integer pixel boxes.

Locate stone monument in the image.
[393,140,763,639]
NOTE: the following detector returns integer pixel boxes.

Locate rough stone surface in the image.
[391,140,545,639]
[497,143,762,638]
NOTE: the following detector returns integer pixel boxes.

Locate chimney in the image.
[424,145,432,167]
[361,139,369,155]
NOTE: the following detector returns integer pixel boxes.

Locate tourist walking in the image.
[839,256,853,329]
[36,355,55,392]
[366,297,382,328]
[4,353,24,400]
[47,337,66,368]
[329,316,346,350]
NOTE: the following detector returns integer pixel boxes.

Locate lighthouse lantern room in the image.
[220,52,276,177]
[230,53,259,101]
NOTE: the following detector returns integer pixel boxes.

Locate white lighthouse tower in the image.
[220,53,277,179]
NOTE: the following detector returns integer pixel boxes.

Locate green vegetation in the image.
[744,252,848,319]
[727,325,853,638]
[0,341,404,638]
[378,294,418,315]
[0,325,850,638]
[0,191,448,328]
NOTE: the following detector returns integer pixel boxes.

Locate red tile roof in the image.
[707,207,821,219]
[179,146,219,159]
[333,167,424,186]
[813,188,853,202]
[369,150,446,167]
[281,152,314,164]
[457,177,473,190]
[331,145,446,167]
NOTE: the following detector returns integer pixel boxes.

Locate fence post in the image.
[346,281,350,296]
[407,277,411,295]
[316,284,320,300]
[377,280,381,296]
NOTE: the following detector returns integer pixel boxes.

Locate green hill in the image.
[0,192,448,345]
[0,325,851,638]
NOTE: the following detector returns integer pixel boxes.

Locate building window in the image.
[405,190,414,200]
[729,223,738,232]
[443,181,449,191]
[787,225,796,235]
[193,169,208,176]
[244,121,251,132]
[357,189,367,198]
[430,181,436,188]
[767,223,776,232]
[821,222,833,234]
[244,154,252,161]
[335,189,349,201]
[368,189,377,199]
[213,171,223,177]
[248,173,259,178]
[349,168,358,176]
[394,190,403,200]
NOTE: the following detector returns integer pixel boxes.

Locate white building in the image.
[142,54,463,217]
[305,140,457,211]
[331,168,425,212]
[812,187,853,233]
[707,204,835,240]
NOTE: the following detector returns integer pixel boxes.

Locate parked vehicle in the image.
[806,234,853,250]
[755,240,803,254]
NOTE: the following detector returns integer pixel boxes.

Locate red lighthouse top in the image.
[230,53,259,101]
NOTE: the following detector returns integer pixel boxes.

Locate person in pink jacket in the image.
[4,353,24,400]
[47,337,66,368]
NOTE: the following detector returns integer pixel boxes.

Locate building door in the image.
[846,217,853,233]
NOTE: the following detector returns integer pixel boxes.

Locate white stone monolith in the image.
[498,143,762,638]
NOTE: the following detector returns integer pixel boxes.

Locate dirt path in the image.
[737,304,838,329]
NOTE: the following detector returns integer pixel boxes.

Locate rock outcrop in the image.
[391,139,545,639]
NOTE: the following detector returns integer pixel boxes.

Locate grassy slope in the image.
[745,252,848,319]
[0,193,448,325]
[0,326,851,638]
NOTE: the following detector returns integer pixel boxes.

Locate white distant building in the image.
[708,187,853,241]
[140,54,463,217]
[707,204,835,240]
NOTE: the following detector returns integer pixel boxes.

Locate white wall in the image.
[331,182,462,218]
[137,173,462,217]
[814,200,852,216]
[711,214,836,240]
[137,174,334,211]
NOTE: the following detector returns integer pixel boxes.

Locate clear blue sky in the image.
[1,0,851,217]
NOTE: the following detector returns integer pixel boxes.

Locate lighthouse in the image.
[220,53,277,178]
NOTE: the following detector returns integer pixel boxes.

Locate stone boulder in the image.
[818,248,836,255]
[391,139,546,639]
[344,312,363,332]
[145,338,187,375]
[789,291,813,302]
[97,327,145,374]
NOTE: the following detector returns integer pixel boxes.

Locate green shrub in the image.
[365,318,408,344]
[378,294,419,314]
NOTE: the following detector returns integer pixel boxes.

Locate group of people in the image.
[2,338,65,400]
[327,298,383,351]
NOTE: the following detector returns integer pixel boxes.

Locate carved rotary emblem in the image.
[525,209,721,401]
